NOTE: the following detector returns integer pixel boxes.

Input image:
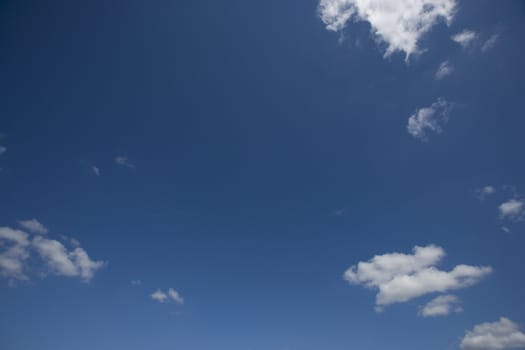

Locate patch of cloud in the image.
[151,288,184,304]
[476,186,497,200]
[460,317,525,350]
[344,245,492,311]
[452,29,478,49]
[407,98,453,141]
[481,33,500,52]
[91,166,100,176]
[18,219,48,234]
[0,222,105,285]
[115,156,135,169]
[0,146,6,156]
[318,0,457,61]
[499,199,525,222]
[435,60,454,79]
[419,294,462,317]
[131,279,142,286]
[501,226,511,233]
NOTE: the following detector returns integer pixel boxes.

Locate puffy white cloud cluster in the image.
[461,318,525,350]
[344,245,492,311]
[419,294,462,317]
[318,0,457,60]
[0,220,105,285]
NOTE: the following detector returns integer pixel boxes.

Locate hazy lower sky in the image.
[1,1,525,349]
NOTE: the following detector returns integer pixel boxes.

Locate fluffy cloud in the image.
[435,60,454,80]
[151,288,184,305]
[18,219,48,234]
[115,156,135,169]
[461,318,525,350]
[499,199,524,222]
[452,30,478,49]
[482,33,500,52]
[0,222,105,284]
[318,0,457,60]
[407,98,453,141]
[419,294,462,317]
[344,245,492,310]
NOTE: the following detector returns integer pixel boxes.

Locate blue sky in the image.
[1,0,525,349]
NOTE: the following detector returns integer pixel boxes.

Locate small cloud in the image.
[330,208,346,216]
[481,33,500,52]
[18,219,48,234]
[499,199,524,222]
[168,288,184,305]
[131,279,142,286]
[151,288,184,305]
[407,98,453,141]
[91,166,100,176]
[501,226,510,233]
[344,245,492,310]
[435,60,454,80]
[476,185,497,200]
[0,146,6,156]
[419,294,463,317]
[460,317,525,350]
[452,29,478,49]
[115,156,135,169]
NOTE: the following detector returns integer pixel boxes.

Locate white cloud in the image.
[477,186,497,200]
[0,222,105,285]
[461,317,525,350]
[18,219,48,234]
[32,236,105,282]
[435,60,454,79]
[131,279,142,286]
[0,146,6,156]
[318,0,457,60]
[407,98,453,141]
[91,166,100,176]
[344,245,492,310]
[0,227,30,281]
[151,288,184,304]
[501,226,510,233]
[115,156,135,169]
[481,33,500,52]
[419,294,462,317]
[452,29,478,49]
[499,199,524,222]
[168,288,185,305]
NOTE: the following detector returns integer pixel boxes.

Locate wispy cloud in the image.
[115,156,135,169]
[460,317,525,350]
[344,245,492,311]
[91,166,100,176]
[131,279,142,286]
[318,0,457,61]
[407,98,453,141]
[419,294,462,317]
[18,219,48,234]
[481,33,500,52]
[476,185,497,200]
[435,60,454,80]
[452,29,478,49]
[0,146,6,156]
[151,288,184,305]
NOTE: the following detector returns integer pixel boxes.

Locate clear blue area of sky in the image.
[1,1,525,349]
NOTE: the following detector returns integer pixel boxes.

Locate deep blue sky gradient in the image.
[1,1,525,349]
